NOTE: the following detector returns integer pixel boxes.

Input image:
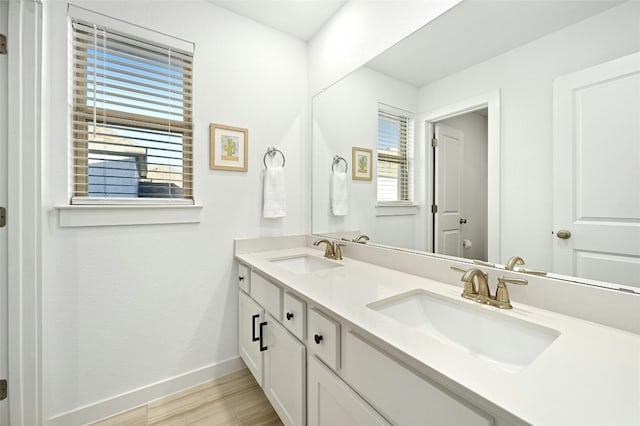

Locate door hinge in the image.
[0,207,5,228]
[0,379,7,401]
[431,204,438,214]
[431,137,438,148]
[0,34,6,55]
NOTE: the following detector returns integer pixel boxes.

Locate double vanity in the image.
[235,235,640,426]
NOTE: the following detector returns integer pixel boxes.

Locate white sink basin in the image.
[368,290,560,373]
[269,255,342,274]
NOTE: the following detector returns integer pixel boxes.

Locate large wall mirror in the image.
[312,0,640,292]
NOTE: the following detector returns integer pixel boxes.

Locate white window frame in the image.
[58,5,201,227]
[376,103,416,209]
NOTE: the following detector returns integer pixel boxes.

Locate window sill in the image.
[56,204,203,228]
[375,203,419,217]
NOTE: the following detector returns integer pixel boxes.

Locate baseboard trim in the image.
[46,356,245,426]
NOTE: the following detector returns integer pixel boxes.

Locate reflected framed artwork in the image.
[210,123,248,171]
[352,147,372,181]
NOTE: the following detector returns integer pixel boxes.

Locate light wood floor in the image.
[90,369,283,426]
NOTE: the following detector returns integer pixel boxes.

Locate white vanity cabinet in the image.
[308,355,390,426]
[341,331,493,426]
[237,266,306,426]
[238,261,495,426]
[236,240,640,426]
[305,318,493,426]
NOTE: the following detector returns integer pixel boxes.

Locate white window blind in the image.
[377,106,414,203]
[71,19,193,203]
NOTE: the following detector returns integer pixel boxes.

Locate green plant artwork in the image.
[221,135,239,161]
[357,154,368,173]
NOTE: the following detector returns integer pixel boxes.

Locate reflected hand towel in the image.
[263,166,286,218]
[331,171,348,216]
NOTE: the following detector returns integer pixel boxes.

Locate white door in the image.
[553,52,640,289]
[434,123,465,257]
[0,1,9,420]
[238,291,264,386]
[263,313,305,426]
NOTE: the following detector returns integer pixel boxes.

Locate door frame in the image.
[7,1,43,424]
[1,0,8,423]
[423,90,501,263]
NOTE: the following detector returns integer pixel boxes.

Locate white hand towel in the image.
[263,166,286,218]
[331,171,348,216]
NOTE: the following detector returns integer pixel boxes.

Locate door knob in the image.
[556,229,571,239]
[459,218,467,224]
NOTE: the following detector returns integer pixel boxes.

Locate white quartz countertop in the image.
[236,246,640,426]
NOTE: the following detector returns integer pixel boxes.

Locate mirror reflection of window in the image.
[377,105,414,204]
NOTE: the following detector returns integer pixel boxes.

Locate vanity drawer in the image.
[238,263,250,293]
[308,307,340,370]
[283,292,306,341]
[250,272,282,318]
[342,331,493,426]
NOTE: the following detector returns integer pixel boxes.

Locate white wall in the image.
[418,1,640,269]
[438,113,488,261]
[308,0,461,96]
[312,66,421,249]
[41,1,308,422]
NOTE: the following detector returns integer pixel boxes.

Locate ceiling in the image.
[208,0,347,41]
[366,0,623,87]
[207,1,623,82]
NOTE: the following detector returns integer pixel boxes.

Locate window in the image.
[377,105,414,203]
[72,19,193,204]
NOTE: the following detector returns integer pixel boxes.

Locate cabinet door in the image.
[239,290,264,387]
[238,263,251,293]
[264,313,306,426]
[342,331,493,426]
[283,292,305,341]
[308,355,390,426]
[251,271,282,318]
[308,308,340,370]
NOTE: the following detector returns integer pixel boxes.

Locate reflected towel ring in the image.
[332,155,348,173]
[263,146,286,168]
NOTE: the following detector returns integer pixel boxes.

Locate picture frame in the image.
[210,123,248,171]
[352,147,373,181]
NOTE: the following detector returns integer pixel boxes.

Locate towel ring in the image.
[263,146,286,168]
[332,155,348,173]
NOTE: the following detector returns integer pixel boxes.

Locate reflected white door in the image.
[553,52,640,289]
[434,123,464,257]
[0,0,8,419]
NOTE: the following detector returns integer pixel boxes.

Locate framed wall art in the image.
[210,123,248,171]
[352,146,372,181]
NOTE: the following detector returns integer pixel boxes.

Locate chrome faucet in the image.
[313,239,346,260]
[451,266,528,309]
